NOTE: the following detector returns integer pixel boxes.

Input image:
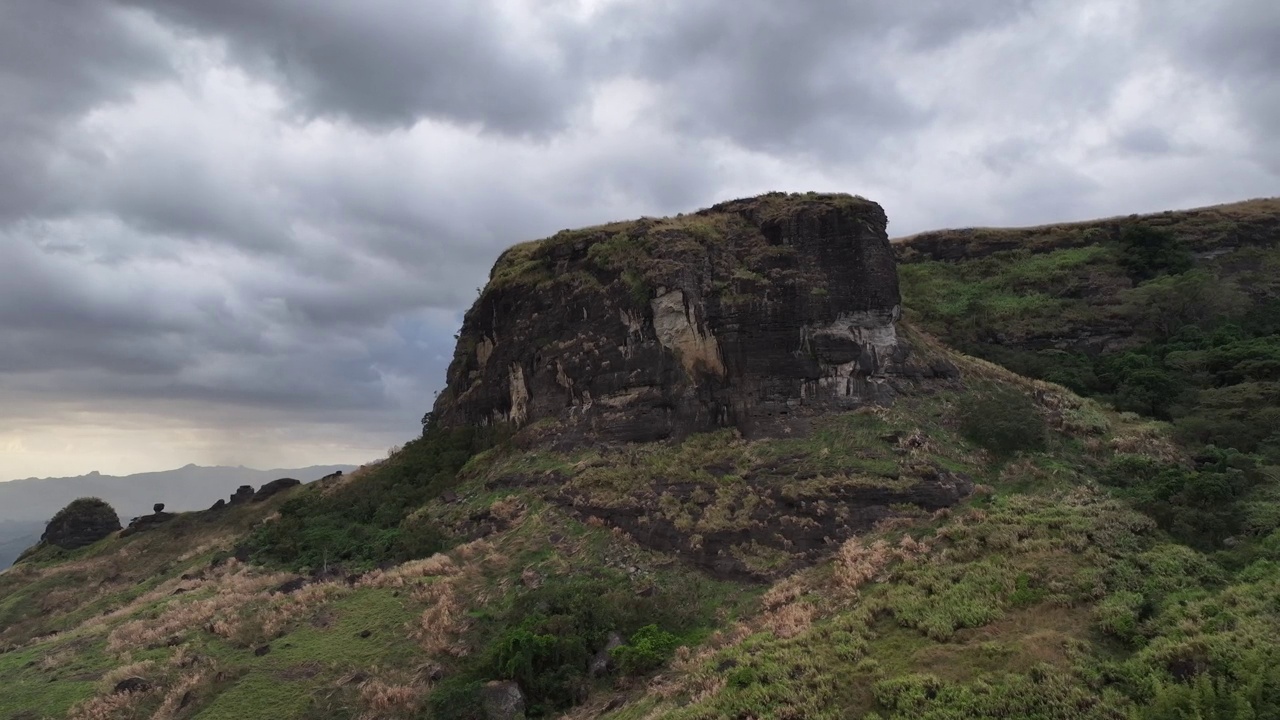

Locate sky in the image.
[1,0,1277,481]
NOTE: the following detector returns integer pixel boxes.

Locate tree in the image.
[1118,224,1193,282]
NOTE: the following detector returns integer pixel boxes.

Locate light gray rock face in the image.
[480,680,526,720]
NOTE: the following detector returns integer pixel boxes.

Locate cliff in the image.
[433,192,955,446]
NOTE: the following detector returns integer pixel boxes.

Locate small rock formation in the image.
[153,503,165,513]
[588,632,625,677]
[253,478,300,502]
[39,498,121,550]
[120,509,176,537]
[480,680,526,720]
[228,485,256,506]
[112,677,151,694]
[433,192,954,445]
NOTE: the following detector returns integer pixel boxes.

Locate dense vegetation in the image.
[899,207,1280,558]
[243,425,494,571]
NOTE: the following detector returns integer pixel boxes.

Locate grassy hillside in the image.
[897,199,1280,546]
[2,325,1278,719]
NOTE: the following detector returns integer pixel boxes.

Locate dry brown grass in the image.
[358,554,458,589]
[489,495,527,524]
[151,669,211,720]
[37,646,75,671]
[105,561,301,653]
[358,675,428,720]
[1110,421,1188,465]
[67,691,144,720]
[760,602,817,640]
[100,660,156,691]
[414,578,468,657]
[833,538,893,591]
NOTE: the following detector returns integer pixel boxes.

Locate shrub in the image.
[1095,591,1145,643]
[611,624,681,674]
[956,389,1047,455]
[244,424,494,570]
[1117,225,1193,282]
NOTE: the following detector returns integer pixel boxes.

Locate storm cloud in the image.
[1,0,1275,479]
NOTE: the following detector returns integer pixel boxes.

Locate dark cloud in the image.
[1140,0,1280,169]
[0,0,1277,478]
[0,0,171,221]
[116,0,589,134]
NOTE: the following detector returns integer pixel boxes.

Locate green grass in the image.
[193,671,317,720]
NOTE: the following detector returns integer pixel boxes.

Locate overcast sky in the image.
[1,0,1276,480]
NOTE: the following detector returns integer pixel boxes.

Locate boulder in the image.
[40,498,121,550]
[228,485,255,506]
[588,632,624,677]
[112,677,151,694]
[253,478,300,502]
[480,681,526,720]
[119,511,176,537]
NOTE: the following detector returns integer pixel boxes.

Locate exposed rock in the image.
[40,498,121,550]
[253,478,301,502]
[432,193,954,447]
[588,632,624,677]
[229,485,256,506]
[254,645,271,657]
[113,676,151,694]
[272,577,308,595]
[153,503,165,513]
[559,464,973,581]
[480,680,526,720]
[208,499,227,511]
[119,511,176,538]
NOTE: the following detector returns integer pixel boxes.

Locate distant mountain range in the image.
[0,463,358,569]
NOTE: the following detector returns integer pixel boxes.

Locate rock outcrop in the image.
[228,485,255,506]
[433,192,954,445]
[39,498,121,550]
[120,510,176,537]
[252,478,300,502]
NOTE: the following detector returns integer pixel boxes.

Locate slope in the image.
[896,196,1280,551]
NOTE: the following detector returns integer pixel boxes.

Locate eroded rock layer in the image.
[433,192,954,444]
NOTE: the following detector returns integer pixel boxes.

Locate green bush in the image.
[1117,225,1193,282]
[611,624,681,674]
[1095,591,1145,643]
[1100,453,1270,550]
[956,389,1047,455]
[432,573,717,718]
[244,424,494,570]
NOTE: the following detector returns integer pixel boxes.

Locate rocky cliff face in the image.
[433,192,955,445]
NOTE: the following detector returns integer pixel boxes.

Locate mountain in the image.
[1,193,1278,720]
[0,521,42,572]
[0,464,357,570]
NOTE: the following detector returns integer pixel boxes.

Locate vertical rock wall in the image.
[432,192,954,444]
